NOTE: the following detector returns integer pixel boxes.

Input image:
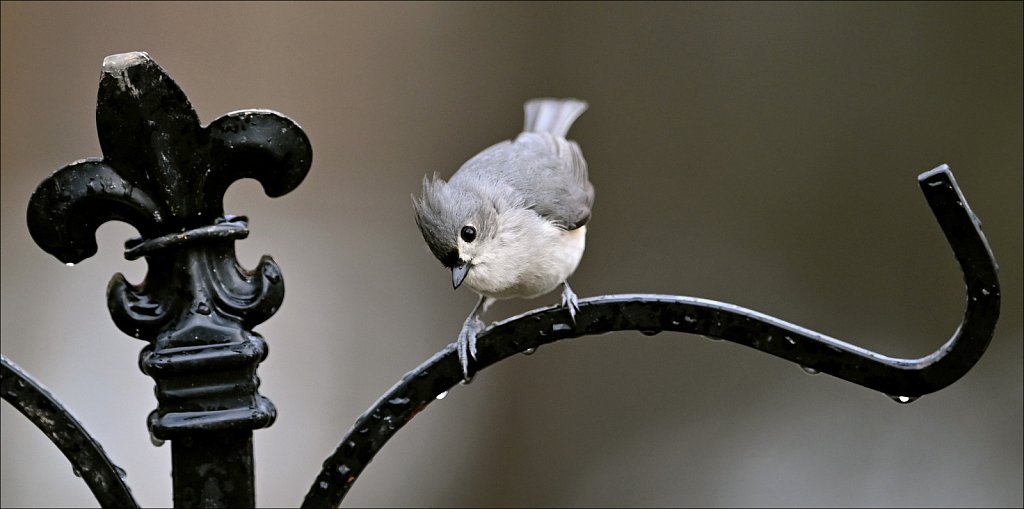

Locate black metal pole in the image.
[171,432,256,507]
[25,52,312,507]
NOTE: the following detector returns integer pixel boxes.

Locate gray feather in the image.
[414,175,496,267]
[524,98,589,138]
[449,98,594,230]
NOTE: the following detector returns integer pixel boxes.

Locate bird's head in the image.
[413,175,499,289]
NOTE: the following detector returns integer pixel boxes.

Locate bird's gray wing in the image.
[452,132,594,230]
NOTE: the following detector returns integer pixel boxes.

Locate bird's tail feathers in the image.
[523,98,588,138]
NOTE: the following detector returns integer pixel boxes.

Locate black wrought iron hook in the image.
[1,355,139,508]
[303,164,1000,507]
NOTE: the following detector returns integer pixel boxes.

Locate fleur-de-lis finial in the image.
[26,51,312,455]
[29,51,311,264]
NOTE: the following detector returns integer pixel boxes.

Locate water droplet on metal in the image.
[888,395,918,404]
[150,432,165,447]
[387,397,410,407]
[345,440,357,452]
[65,262,76,267]
[196,302,211,315]
[318,480,330,490]
[72,467,83,478]
[981,288,990,296]
[115,465,128,480]
[435,390,449,400]
[551,323,572,334]
[266,267,281,284]
[785,336,796,347]
[801,366,820,375]
[640,329,660,336]
[522,347,537,355]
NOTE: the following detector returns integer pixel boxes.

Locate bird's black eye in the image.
[460,225,477,243]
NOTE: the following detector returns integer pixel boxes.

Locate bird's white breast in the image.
[464,209,586,301]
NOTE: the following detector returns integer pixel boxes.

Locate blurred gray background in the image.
[2,2,1021,507]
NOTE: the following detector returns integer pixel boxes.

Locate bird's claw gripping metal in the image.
[457,314,485,381]
[561,282,581,324]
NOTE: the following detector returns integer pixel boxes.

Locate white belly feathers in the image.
[463,208,586,300]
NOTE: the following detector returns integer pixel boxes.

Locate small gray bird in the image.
[413,98,594,379]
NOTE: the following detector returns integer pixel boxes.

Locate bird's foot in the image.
[560,281,580,324]
[457,315,485,381]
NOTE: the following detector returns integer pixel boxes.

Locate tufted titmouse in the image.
[413,98,594,379]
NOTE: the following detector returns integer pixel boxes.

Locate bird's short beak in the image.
[451,260,470,289]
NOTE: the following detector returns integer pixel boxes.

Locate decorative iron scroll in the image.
[1,355,139,508]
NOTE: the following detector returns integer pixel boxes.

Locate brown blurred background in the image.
[2,2,1021,507]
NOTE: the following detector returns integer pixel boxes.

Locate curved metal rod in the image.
[1,355,139,508]
[302,165,999,507]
